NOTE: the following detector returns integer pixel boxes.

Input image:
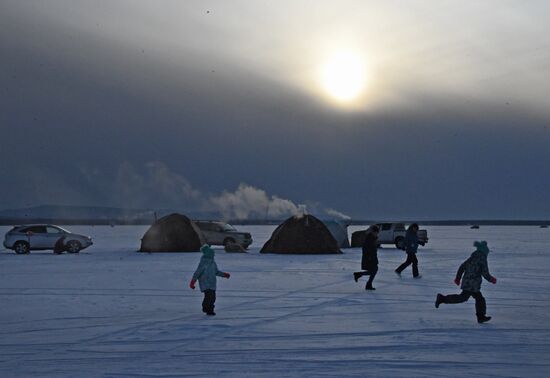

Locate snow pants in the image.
[441,290,486,317]
[396,253,419,277]
[202,289,216,314]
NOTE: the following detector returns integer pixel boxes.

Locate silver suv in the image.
[3,225,93,254]
[194,221,252,249]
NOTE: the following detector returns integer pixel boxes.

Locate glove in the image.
[490,277,497,284]
[223,272,231,279]
[454,277,461,286]
[189,279,196,289]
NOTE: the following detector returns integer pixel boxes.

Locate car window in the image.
[200,223,212,231]
[381,224,392,231]
[223,224,236,231]
[25,226,47,233]
[197,222,217,231]
[46,226,62,234]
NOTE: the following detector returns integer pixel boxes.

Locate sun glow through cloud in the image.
[320,51,367,105]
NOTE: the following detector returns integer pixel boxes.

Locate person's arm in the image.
[413,234,420,249]
[214,262,230,278]
[192,259,207,281]
[481,257,496,283]
[406,233,419,252]
[454,261,466,285]
[190,259,207,289]
[216,269,230,278]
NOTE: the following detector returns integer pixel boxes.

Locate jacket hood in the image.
[200,244,215,258]
[474,241,490,256]
[365,225,379,237]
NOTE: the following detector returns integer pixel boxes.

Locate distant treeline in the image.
[0,217,549,226]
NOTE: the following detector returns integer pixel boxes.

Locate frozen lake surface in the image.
[1,225,549,377]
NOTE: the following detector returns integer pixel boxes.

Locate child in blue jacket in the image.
[435,241,497,323]
[189,244,230,316]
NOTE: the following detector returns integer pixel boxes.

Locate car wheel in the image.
[14,241,30,254]
[395,236,405,250]
[223,238,236,247]
[66,240,82,253]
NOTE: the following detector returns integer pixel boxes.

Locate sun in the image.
[320,52,367,103]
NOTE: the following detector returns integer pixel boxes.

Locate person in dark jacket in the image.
[435,241,497,323]
[395,223,424,278]
[353,225,379,290]
[189,244,230,316]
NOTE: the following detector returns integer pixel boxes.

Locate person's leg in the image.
[211,290,217,314]
[441,290,471,304]
[202,291,209,313]
[472,291,490,322]
[411,254,419,277]
[366,266,378,290]
[203,289,216,315]
[396,255,412,274]
[353,271,367,282]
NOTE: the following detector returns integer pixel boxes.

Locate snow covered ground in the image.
[1,225,549,377]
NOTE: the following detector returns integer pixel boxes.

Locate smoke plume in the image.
[79,161,351,220]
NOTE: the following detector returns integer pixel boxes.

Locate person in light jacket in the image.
[353,225,379,290]
[435,241,497,323]
[189,244,230,316]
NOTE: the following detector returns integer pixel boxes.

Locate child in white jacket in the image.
[189,244,230,316]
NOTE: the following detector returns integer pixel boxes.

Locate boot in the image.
[477,315,491,323]
[365,283,376,290]
[353,272,361,282]
[435,294,444,308]
[206,311,216,316]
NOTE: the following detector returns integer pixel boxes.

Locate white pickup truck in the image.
[351,223,428,249]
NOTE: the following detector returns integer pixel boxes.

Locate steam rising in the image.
[113,162,200,209]
[94,161,351,220]
[209,184,299,220]
[325,208,352,220]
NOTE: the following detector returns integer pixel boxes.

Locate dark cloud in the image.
[1,1,550,219]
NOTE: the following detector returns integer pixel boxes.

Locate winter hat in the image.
[200,244,215,258]
[474,241,490,255]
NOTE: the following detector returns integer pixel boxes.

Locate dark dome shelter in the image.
[140,213,205,252]
[260,214,341,254]
[323,220,350,249]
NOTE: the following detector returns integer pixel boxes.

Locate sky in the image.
[1,0,550,220]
